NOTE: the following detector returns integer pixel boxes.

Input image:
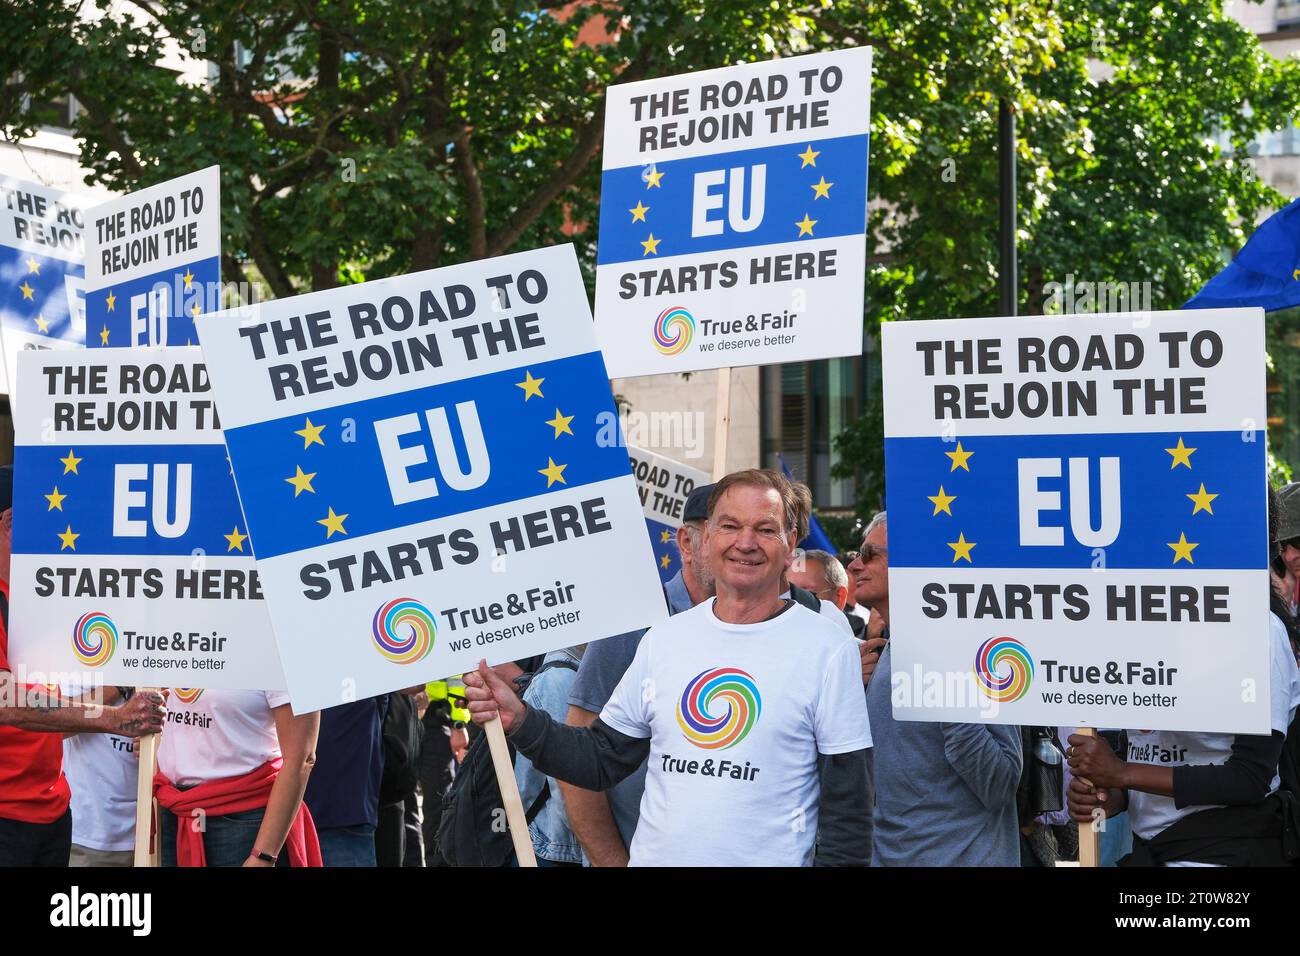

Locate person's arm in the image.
[557,704,630,867]
[465,662,648,791]
[813,748,873,866]
[0,672,163,736]
[940,722,1023,810]
[61,685,124,738]
[1067,732,1173,800]
[245,705,319,867]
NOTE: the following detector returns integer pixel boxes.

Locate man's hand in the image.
[109,690,166,737]
[1066,775,1125,823]
[463,660,526,733]
[1067,732,1126,790]
[858,637,887,687]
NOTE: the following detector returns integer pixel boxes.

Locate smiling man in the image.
[463,468,873,866]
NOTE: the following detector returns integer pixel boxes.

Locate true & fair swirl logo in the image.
[974,636,1034,703]
[372,598,436,665]
[677,666,761,750]
[72,612,117,668]
[653,306,694,356]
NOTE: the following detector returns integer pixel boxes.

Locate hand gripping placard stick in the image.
[483,714,538,867]
[1075,727,1101,868]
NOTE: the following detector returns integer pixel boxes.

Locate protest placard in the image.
[0,177,92,400]
[84,166,219,349]
[594,47,871,378]
[195,243,666,713]
[882,308,1269,733]
[629,445,710,583]
[6,347,285,692]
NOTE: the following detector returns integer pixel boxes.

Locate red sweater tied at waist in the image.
[154,758,322,867]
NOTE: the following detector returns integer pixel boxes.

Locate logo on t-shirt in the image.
[72,611,118,667]
[974,636,1034,703]
[677,667,761,749]
[172,687,203,704]
[372,597,436,664]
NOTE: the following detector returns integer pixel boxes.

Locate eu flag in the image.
[1184,196,1300,312]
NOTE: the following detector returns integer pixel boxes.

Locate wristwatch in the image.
[249,849,277,864]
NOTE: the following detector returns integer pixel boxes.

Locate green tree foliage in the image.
[3,1,1295,515]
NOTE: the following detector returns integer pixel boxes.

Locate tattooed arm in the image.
[0,672,165,737]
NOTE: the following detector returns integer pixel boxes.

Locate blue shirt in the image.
[303,696,387,830]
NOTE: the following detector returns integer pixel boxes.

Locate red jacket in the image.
[154,758,322,867]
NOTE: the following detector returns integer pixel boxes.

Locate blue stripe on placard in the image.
[13,442,249,557]
[86,255,219,348]
[222,350,629,559]
[596,134,868,266]
[0,244,83,345]
[885,430,1267,570]
[646,516,682,583]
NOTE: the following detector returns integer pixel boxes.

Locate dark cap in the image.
[682,482,716,523]
[1279,482,1300,543]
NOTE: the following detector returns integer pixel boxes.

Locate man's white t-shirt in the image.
[157,688,291,787]
[600,599,872,866]
[59,680,138,852]
[1128,614,1300,841]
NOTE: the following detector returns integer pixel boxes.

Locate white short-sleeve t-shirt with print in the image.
[1128,614,1300,841]
[157,688,292,787]
[600,599,872,867]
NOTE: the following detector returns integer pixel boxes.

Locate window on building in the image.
[760,334,880,512]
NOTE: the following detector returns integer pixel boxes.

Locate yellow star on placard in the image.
[225,527,248,552]
[516,370,544,400]
[295,418,326,448]
[641,233,661,256]
[948,532,976,563]
[795,214,817,237]
[60,449,82,474]
[318,506,349,539]
[182,268,194,290]
[190,301,201,318]
[660,553,672,569]
[660,529,672,544]
[99,325,109,346]
[539,457,568,487]
[798,144,820,168]
[1187,483,1218,515]
[45,486,66,511]
[545,408,574,438]
[811,176,833,199]
[1166,437,1195,469]
[945,441,973,472]
[34,314,48,333]
[285,465,317,497]
[1168,532,1198,564]
[106,290,116,312]
[57,525,79,551]
[928,485,956,516]
[645,168,664,188]
[25,256,40,275]
[629,200,649,223]
[19,281,34,301]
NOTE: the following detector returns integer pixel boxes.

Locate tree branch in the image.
[453,131,487,260]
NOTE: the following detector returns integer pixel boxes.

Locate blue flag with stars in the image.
[1184,195,1300,313]
[196,244,668,713]
[881,309,1273,736]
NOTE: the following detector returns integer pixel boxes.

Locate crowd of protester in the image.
[2,464,1298,867]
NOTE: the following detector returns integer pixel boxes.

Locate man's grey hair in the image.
[802,549,848,592]
[863,511,886,542]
